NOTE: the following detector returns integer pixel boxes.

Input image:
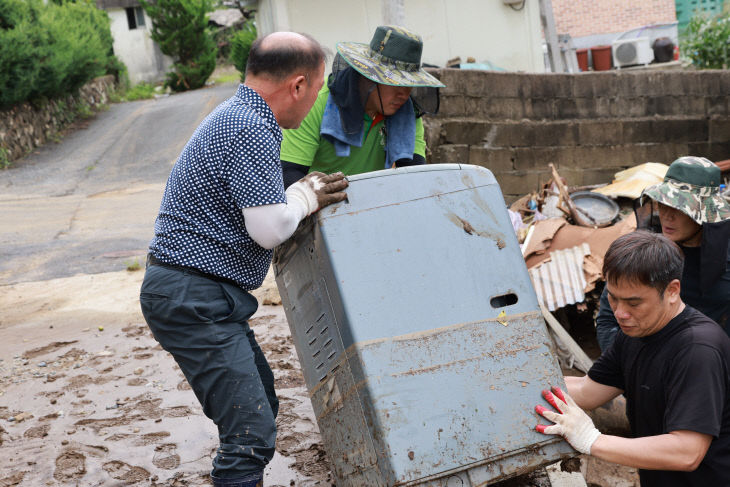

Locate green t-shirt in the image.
[280,86,426,176]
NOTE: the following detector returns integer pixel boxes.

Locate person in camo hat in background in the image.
[279,25,445,188]
[595,156,730,351]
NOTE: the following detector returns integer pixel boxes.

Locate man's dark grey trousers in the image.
[139,264,278,480]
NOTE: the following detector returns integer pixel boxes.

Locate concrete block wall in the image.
[423,68,730,202]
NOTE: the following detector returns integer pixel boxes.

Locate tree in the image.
[140,0,217,91]
[683,12,730,70]
[230,21,256,81]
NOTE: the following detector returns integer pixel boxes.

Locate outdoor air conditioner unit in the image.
[612,37,653,68]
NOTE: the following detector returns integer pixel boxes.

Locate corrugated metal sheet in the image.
[529,243,590,311]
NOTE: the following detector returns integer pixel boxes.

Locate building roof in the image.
[96,0,141,10]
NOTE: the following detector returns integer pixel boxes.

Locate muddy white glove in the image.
[535,386,601,455]
[286,171,348,216]
[242,172,347,249]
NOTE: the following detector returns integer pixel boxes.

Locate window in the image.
[125,6,146,30]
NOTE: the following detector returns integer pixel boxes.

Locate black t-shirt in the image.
[589,306,730,486]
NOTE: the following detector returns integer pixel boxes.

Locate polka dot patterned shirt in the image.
[149,85,285,290]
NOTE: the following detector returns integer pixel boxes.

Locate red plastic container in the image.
[591,45,612,71]
[576,48,589,71]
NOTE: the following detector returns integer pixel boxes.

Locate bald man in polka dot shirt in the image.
[140,33,347,487]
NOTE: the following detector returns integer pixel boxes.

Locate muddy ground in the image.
[0,269,332,486]
[0,268,638,486]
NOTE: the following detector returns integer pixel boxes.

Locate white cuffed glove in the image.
[286,171,348,216]
[535,386,601,455]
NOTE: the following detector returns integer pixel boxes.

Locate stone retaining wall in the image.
[423,68,730,202]
[0,75,116,163]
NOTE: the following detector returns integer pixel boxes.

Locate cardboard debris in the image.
[520,217,568,257]
[523,214,636,294]
[613,162,668,181]
[591,162,668,199]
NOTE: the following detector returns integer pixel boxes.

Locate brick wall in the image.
[423,68,730,203]
[552,0,676,38]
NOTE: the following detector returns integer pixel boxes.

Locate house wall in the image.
[552,0,677,39]
[422,68,730,203]
[108,8,172,85]
[256,0,544,72]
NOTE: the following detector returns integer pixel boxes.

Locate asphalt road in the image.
[0,81,238,285]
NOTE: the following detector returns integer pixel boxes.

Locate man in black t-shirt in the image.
[535,231,730,486]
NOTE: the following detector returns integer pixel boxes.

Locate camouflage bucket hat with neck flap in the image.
[641,156,730,224]
[335,25,445,88]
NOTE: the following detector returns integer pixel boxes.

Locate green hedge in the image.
[0,0,121,109]
[683,12,730,69]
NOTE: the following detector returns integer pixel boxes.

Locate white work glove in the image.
[286,171,348,216]
[535,386,601,455]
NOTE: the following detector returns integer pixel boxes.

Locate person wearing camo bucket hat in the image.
[642,156,730,226]
[334,25,445,88]
[596,156,730,352]
[279,25,445,188]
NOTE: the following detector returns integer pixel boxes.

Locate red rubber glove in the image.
[535,386,601,455]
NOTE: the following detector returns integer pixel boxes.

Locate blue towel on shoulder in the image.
[320,94,416,168]
[383,98,416,168]
[320,96,359,158]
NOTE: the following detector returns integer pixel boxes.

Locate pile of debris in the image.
[508,162,673,370]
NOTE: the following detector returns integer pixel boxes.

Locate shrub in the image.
[0,146,10,170]
[213,23,239,63]
[0,0,119,108]
[124,82,158,101]
[141,0,217,92]
[0,17,39,106]
[682,12,730,69]
[0,0,31,30]
[106,55,130,91]
[230,22,257,81]
[34,4,109,99]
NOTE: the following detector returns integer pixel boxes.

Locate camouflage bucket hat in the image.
[641,156,730,224]
[336,25,445,88]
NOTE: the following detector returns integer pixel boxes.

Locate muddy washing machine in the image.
[273,164,573,486]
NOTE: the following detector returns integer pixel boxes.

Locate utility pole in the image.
[539,0,565,72]
[382,0,405,26]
